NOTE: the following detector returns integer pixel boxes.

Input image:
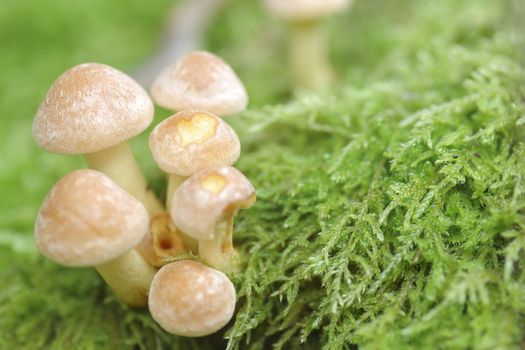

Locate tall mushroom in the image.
[34,169,156,307]
[148,260,236,337]
[263,0,351,90]
[170,166,255,273]
[32,63,163,217]
[150,51,248,116]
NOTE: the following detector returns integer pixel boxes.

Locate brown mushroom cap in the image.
[170,166,255,241]
[149,111,240,176]
[148,260,236,337]
[150,51,248,116]
[264,0,351,21]
[35,169,149,266]
[33,63,154,154]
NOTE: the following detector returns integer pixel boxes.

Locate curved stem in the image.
[290,20,334,91]
[95,249,157,308]
[84,142,165,217]
[198,217,240,274]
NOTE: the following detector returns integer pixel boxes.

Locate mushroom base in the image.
[95,249,157,308]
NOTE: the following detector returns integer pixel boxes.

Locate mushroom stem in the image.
[84,142,165,217]
[198,217,240,274]
[95,249,157,308]
[289,20,334,90]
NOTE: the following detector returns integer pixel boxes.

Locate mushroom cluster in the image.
[32,51,254,337]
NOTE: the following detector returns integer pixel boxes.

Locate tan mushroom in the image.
[33,63,163,216]
[150,51,248,116]
[170,166,255,273]
[263,0,352,90]
[148,260,236,337]
[135,213,187,268]
[34,169,156,308]
[149,110,240,210]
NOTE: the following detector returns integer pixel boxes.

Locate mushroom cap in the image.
[35,169,149,267]
[148,260,236,337]
[170,166,255,241]
[264,0,351,21]
[150,51,248,116]
[33,63,154,154]
[149,111,240,176]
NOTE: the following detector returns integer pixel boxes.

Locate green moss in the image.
[0,0,524,349]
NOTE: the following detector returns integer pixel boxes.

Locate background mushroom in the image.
[148,260,236,337]
[170,166,255,273]
[150,51,248,116]
[34,169,156,307]
[32,63,164,217]
[263,0,352,90]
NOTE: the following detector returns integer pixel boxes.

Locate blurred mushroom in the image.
[35,169,156,307]
[264,0,352,90]
[150,51,248,116]
[33,63,164,217]
[148,260,236,337]
[170,166,255,273]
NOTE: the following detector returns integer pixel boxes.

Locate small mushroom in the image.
[33,63,164,217]
[148,260,236,337]
[149,110,240,209]
[135,213,187,268]
[263,0,351,90]
[170,166,255,273]
[35,169,156,307]
[150,51,248,116]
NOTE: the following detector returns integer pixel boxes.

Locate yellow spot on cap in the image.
[201,173,227,194]
[177,112,218,147]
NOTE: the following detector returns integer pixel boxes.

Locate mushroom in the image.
[35,169,156,308]
[263,0,352,90]
[150,51,248,116]
[149,110,240,210]
[170,166,255,273]
[135,213,187,268]
[32,63,164,217]
[148,260,236,337]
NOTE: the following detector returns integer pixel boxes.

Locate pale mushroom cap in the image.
[151,51,248,115]
[171,166,255,241]
[264,0,351,21]
[35,169,149,266]
[33,63,154,154]
[149,111,240,176]
[148,260,236,337]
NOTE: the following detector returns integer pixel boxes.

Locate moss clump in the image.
[0,0,524,349]
[228,42,525,350]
